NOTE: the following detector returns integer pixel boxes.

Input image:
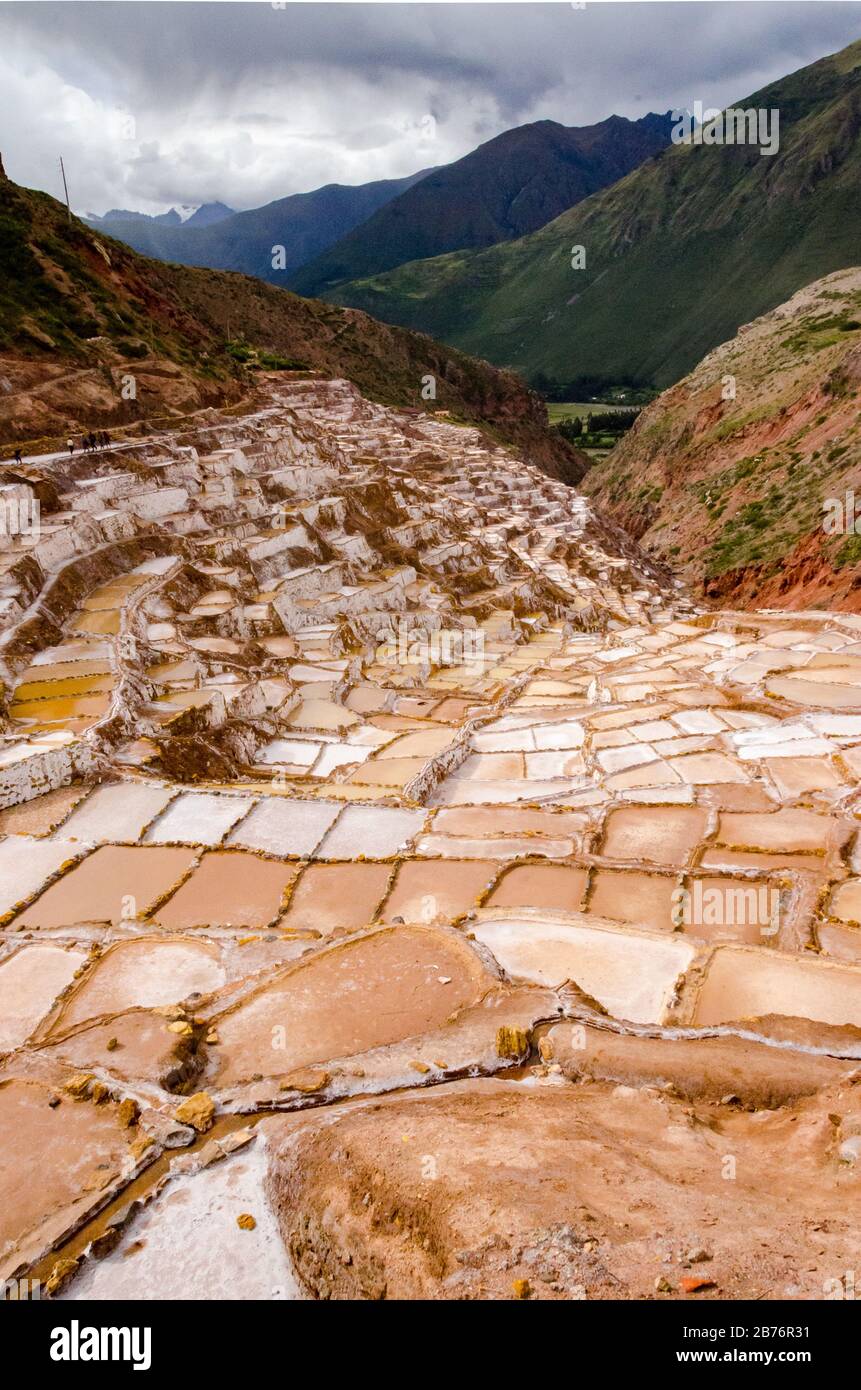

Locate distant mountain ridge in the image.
[85,171,434,283]
[88,202,235,228]
[289,112,675,298]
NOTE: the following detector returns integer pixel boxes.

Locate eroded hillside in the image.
[582,268,861,609]
[0,163,581,482]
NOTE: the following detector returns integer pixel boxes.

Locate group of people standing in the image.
[8,431,114,467]
[66,431,112,456]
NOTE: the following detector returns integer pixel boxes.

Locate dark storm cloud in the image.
[1,2,859,214]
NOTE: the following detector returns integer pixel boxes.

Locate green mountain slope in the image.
[323,39,861,391]
[288,113,673,299]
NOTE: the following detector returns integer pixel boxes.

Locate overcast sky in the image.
[1,1,859,216]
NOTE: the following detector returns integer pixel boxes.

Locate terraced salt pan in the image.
[377,728,453,759]
[346,756,428,787]
[316,804,426,859]
[601,806,708,865]
[381,859,498,924]
[473,914,696,1024]
[524,750,586,779]
[153,852,297,930]
[312,744,372,776]
[765,759,844,797]
[588,869,677,932]
[56,782,175,844]
[430,777,586,806]
[132,555,177,577]
[433,806,586,839]
[444,752,526,782]
[286,699,359,731]
[0,944,87,1050]
[767,676,861,709]
[682,877,772,944]
[227,798,340,857]
[0,1079,133,1281]
[472,718,585,753]
[692,947,861,1028]
[13,846,196,929]
[415,833,574,860]
[487,864,589,912]
[0,837,80,917]
[10,692,111,727]
[256,739,321,769]
[57,937,226,1029]
[597,745,660,774]
[212,925,494,1085]
[829,879,861,922]
[71,610,120,636]
[145,793,255,845]
[0,786,86,837]
[715,809,832,854]
[81,576,148,611]
[30,640,112,666]
[278,862,392,933]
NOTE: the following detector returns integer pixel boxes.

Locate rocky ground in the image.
[0,375,859,1302]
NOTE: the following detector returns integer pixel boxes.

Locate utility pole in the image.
[59,156,71,224]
